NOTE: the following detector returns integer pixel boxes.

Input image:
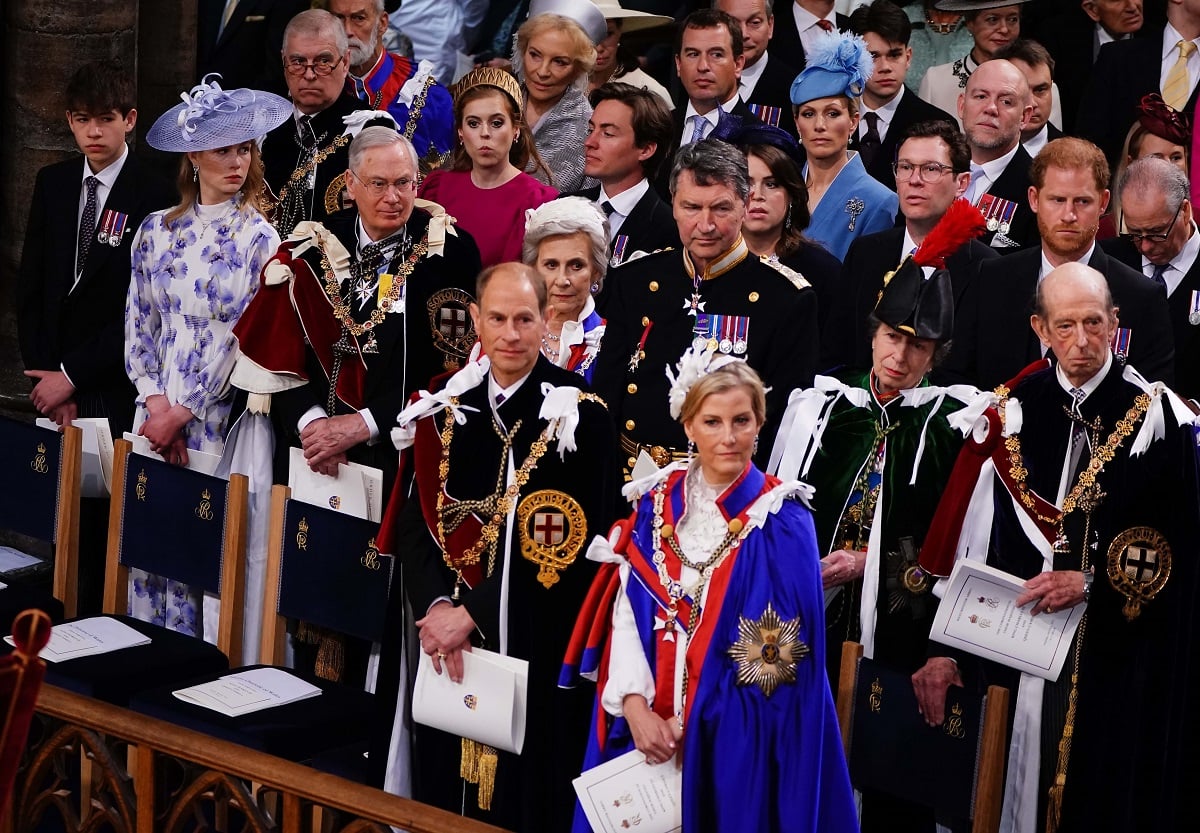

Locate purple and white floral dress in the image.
[124,196,278,637]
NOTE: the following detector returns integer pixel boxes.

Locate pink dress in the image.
[419,169,558,267]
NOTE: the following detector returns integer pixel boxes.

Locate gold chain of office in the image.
[318,234,428,337]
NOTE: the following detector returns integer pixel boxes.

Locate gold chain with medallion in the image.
[318,234,428,337]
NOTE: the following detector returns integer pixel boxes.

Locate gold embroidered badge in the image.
[516,489,586,589]
[726,602,808,696]
[1107,526,1172,621]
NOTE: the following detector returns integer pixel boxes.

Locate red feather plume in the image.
[912,199,987,269]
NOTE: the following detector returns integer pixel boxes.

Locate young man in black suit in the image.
[768,0,850,67]
[569,82,680,266]
[846,0,955,191]
[994,39,1063,158]
[823,119,997,370]
[943,137,1175,391]
[18,61,174,616]
[715,0,801,139]
[1102,156,1200,398]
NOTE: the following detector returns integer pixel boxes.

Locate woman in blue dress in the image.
[124,76,289,637]
[790,32,898,261]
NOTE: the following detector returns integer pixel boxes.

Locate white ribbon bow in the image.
[390,355,489,450]
[539,384,583,460]
[341,110,399,138]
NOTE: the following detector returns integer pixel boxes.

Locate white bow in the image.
[539,384,584,460]
[341,109,398,138]
[900,383,983,484]
[390,356,489,450]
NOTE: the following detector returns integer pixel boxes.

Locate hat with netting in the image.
[146,74,292,153]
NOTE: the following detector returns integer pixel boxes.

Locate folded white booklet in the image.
[411,648,529,754]
[124,432,222,476]
[929,559,1088,681]
[172,667,322,717]
[4,616,151,663]
[573,749,684,833]
[287,447,382,521]
[37,417,114,498]
[0,545,44,574]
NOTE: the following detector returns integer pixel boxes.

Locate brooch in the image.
[727,601,808,696]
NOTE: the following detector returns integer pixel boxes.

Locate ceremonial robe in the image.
[346,51,455,163]
[397,357,617,831]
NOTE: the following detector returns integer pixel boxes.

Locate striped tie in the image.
[1163,40,1197,110]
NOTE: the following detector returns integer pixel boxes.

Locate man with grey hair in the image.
[1103,156,1200,398]
[593,138,819,477]
[327,0,454,166]
[233,126,481,491]
[262,8,393,236]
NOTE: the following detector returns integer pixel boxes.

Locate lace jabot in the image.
[674,466,735,567]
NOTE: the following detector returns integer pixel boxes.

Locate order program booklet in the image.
[929,559,1087,680]
[411,648,528,754]
[573,749,683,833]
[4,616,151,663]
[173,668,321,717]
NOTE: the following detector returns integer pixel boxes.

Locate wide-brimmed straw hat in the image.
[592,0,672,32]
[146,75,291,153]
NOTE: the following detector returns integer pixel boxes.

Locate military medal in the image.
[718,315,734,353]
[1189,290,1200,325]
[629,320,652,372]
[997,199,1016,235]
[97,208,129,246]
[845,197,866,232]
[1109,327,1132,361]
[978,194,1000,231]
[610,234,629,268]
[733,316,749,354]
[747,103,781,128]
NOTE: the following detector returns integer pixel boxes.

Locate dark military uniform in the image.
[593,240,819,476]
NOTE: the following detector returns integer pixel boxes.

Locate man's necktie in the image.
[1163,40,1197,110]
[816,19,834,32]
[965,164,985,204]
[495,393,506,406]
[77,175,100,272]
[689,114,709,144]
[1067,387,1090,485]
[600,201,615,217]
[1151,262,1170,294]
[860,112,882,169]
[298,115,317,151]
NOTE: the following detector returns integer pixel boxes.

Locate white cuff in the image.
[297,406,326,433]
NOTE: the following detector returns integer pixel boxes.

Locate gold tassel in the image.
[475,745,498,811]
[1045,779,1064,833]
[461,737,478,781]
[1045,671,1081,833]
[314,629,344,682]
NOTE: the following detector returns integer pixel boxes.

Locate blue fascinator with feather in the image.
[789,32,874,106]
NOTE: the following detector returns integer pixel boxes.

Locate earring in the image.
[753,435,760,456]
[687,441,695,464]
[590,282,600,294]
[192,164,199,182]
[784,203,793,230]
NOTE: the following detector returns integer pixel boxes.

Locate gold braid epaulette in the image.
[996,384,1151,527]
[274,133,352,211]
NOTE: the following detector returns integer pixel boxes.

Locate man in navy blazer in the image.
[19,60,174,438]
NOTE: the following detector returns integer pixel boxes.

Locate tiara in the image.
[453,67,524,110]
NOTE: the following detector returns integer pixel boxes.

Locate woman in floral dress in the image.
[124,75,289,636]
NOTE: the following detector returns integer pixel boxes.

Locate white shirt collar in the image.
[559,296,598,347]
[1141,222,1200,296]
[1055,349,1112,400]
[1161,22,1200,59]
[793,3,837,41]
[739,50,770,97]
[973,141,1021,187]
[1039,242,1096,280]
[488,369,532,409]
[683,91,741,126]
[1022,123,1050,158]
[859,85,904,140]
[599,178,649,221]
[82,143,128,187]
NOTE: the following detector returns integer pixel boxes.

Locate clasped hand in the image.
[300,414,369,475]
[623,695,684,767]
[1015,570,1087,616]
[139,395,192,466]
[416,601,476,684]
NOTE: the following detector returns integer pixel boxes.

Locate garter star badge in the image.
[516,490,586,589]
[1107,526,1172,621]
[726,602,808,696]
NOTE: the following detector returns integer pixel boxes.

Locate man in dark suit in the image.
[1034,0,1147,134]
[18,61,174,617]
[196,0,310,96]
[823,119,997,370]
[846,0,955,191]
[1076,1,1200,168]
[19,60,174,437]
[768,0,850,68]
[715,0,801,140]
[657,9,758,196]
[995,39,1064,158]
[943,137,1174,390]
[959,59,1040,252]
[1102,156,1200,398]
[569,82,680,265]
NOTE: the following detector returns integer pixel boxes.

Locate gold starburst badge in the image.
[727,602,809,697]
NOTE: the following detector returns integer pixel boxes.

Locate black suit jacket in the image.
[821,226,998,371]
[767,8,850,70]
[941,245,1176,390]
[18,153,174,436]
[849,87,956,191]
[1033,9,1100,135]
[744,53,801,141]
[565,183,680,262]
[976,145,1039,253]
[196,0,309,96]
[1076,30,1200,169]
[1103,234,1200,398]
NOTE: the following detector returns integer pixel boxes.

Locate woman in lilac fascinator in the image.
[124,75,289,637]
[788,32,898,260]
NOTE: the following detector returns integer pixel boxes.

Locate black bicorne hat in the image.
[875,260,954,341]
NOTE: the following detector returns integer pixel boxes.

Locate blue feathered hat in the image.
[789,31,874,106]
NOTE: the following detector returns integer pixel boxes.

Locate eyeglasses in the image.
[1120,202,1183,244]
[350,170,415,197]
[283,55,344,77]
[892,161,956,183]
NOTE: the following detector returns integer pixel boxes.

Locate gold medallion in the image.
[1106,526,1171,621]
[726,601,808,696]
[516,489,587,588]
[427,287,475,369]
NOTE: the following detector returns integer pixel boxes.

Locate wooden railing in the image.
[5,684,510,833]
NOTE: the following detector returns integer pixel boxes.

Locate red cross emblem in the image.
[439,306,468,338]
[533,511,565,546]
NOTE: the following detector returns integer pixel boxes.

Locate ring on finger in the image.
[436,651,446,659]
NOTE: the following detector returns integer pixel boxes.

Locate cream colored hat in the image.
[592,0,673,32]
